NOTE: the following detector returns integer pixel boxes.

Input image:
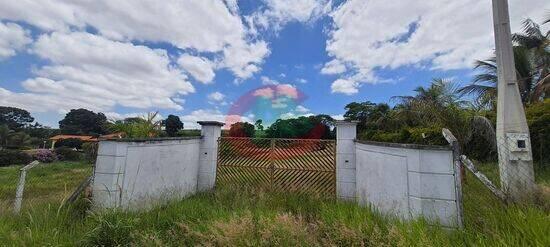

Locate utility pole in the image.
[491,0,535,200]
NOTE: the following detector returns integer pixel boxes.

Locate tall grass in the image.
[0,171,548,246]
[0,161,92,215]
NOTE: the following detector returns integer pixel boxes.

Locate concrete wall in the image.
[355,141,461,228]
[93,137,201,209]
[92,121,223,210]
[335,121,462,228]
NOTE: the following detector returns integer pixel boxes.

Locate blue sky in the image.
[0,0,548,128]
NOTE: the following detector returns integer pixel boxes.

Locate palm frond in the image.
[457,84,496,96]
[470,116,497,151]
[532,73,550,100]
[473,74,498,84]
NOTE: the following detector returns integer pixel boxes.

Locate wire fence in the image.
[0,160,93,215]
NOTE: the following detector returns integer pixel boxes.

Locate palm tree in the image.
[393,78,466,125]
[393,79,495,151]
[512,19,550,99]
[460,18,549,106]
[109,111,162,138]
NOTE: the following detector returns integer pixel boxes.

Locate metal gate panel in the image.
[216,137,336,196]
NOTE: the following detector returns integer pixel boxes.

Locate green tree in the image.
[7,132,32,148]
[0,106,34,130]
[343,101,392,133]
[0,124,10,148]
[59,109,108,135]
[109,112,162,138]
[265,116,333,139]
[460,18,549,106]
[229,122,255,137]
[254,119,264,131]
[163,115,184,137]
[393,79,495,152]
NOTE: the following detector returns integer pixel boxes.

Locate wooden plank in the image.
[65,176,93,205]
[460,155,507,202]
[13,160,40,213]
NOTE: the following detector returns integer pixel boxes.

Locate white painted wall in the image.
[92,120,223,210]
[93,138,201,209]
[355,141,462,228]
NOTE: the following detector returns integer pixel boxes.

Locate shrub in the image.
[54,138,84,149]
[407,127,447,146]
[55,147,82,161]
[33,149,57,163]
[229,122,255,137]
[0,150,32,167]
[526,99,550,164]
[360,127,447,146]
[82,142,98,163]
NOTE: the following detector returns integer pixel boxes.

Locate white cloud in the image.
[296,78,308,84]
[330,114,344,120]
[0,0,270,80]
[1,32,192,112]
[325,0,550,94]
[104,112,163,122]
[248,0,332,32]
[331,78,358,95]
[208,92,226,102]
[261,76,280,85]
[177,55,216,84]
[222,40,270,81]
[296,105,310,113]
[321,59,346,75]
[179,109,253,129]
[0,22,31,59]
[261,76,307,86]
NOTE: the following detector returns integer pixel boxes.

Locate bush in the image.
[33,149,57,163]
[0,150,32,166]
[360,127,447,146]
[526,99,550,163]
[54,138,84,149]
[82,142,98,163]
[55,147,82,161]
[229,122,255,137]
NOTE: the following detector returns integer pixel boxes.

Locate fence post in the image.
[197,121,224,192]
[13,161,40,213]
[269,139,275,190]
[335,120,358,201]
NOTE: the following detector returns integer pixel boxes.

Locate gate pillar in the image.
[197,121,224,191]
[335,120,358,201]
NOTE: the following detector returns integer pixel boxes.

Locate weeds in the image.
[0,168,548,246]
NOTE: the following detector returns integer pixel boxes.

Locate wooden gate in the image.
[216,137,336,195]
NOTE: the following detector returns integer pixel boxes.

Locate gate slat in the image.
[216,137,336,196]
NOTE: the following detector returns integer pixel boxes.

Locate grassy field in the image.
[0,162,548,246]
[0,161,92,215]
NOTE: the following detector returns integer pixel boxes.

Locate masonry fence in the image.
[92,120,463,228]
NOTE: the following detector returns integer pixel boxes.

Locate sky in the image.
[0,0,548,129]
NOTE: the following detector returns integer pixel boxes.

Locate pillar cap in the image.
[334,120,359,126]
[197,121,225,127]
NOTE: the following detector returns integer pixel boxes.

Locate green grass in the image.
[475,161,550,187]
[0,161,92,215]
[0,168,548,246]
